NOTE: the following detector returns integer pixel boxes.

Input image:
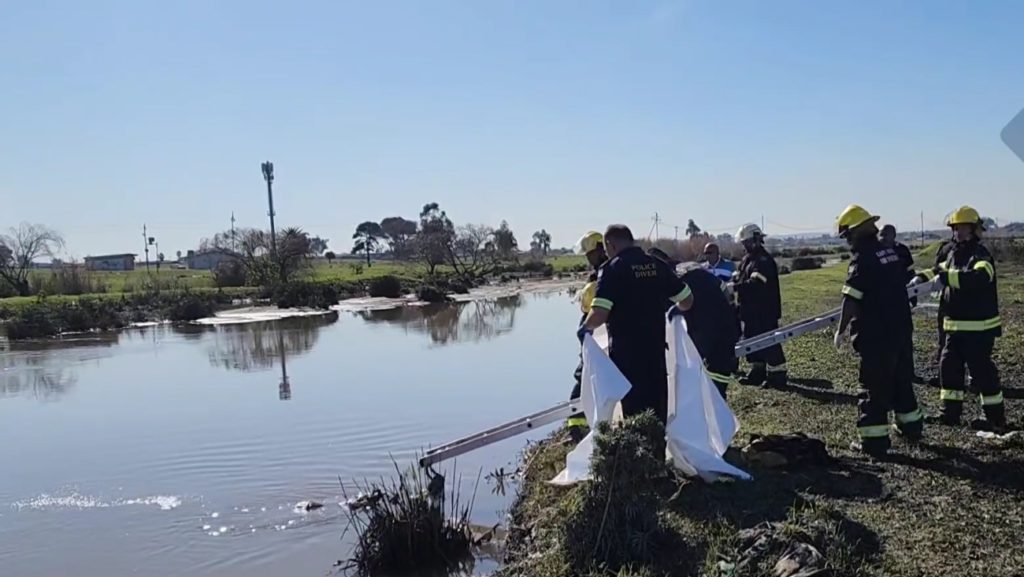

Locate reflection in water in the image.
[0,333,119,400]
[356,295,524,345]
[200,313,338,400]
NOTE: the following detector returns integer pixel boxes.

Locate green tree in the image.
[324,250,336,266]
[530,229,551,256]
[380,216,418,259]
[493,221,519,261]
[352,221,385,267]
[414,203,454,275]
[309,236,330,256]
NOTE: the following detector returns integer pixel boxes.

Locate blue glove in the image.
[577,324,593,344]
[667,306,684,321]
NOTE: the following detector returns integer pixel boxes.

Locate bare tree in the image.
[445,224,501,282]
[0,223,65,296]
[205,226,313,286]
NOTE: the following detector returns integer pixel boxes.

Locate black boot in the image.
[939,401,963,426]
[766,368,787,388]
[742,363,766,387]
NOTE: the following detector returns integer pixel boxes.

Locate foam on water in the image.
[11,492,182,511]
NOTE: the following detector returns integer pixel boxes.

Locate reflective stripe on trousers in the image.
[896,408,923,424]
[858,424,890,439]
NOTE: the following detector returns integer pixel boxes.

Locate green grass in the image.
[503,263,1024,577]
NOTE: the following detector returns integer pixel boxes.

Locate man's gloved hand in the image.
[667,306,684,321]
[908,275,923,287]
[577,324,593,344]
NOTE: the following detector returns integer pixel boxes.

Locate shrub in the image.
[779,265,792,275]
[34,266,108,296]
[5,305,60,339]
[521,261,555,277]
[368,275,404,298]
[274,282,340,309]
[790,256,823,271]
[340,464,473,576]
[164,294,216,322]
[416,285,450,303]
[212,260,247,288]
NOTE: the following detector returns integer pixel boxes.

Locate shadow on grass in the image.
[670,455,885,526]
[788,377,834,389]
[888,442,1024,495]
[772,380,860,406]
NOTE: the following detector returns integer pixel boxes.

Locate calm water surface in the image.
[0,290,579,577]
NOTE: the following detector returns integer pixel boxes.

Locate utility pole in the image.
[674,225,679,242]
[142,224,150,272]
[653,212,661,239]
[230,212,237,252]
[761,214,765,233]
[920,211,925,248]
[261,161,278,258]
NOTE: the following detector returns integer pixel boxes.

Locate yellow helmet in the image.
[946,206,981,227]
[836,204,880,238]
[574,231,604,255]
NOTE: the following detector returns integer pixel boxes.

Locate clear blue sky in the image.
[2,0,1022,259]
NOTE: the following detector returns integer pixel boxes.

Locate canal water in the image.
[0,289,580,577]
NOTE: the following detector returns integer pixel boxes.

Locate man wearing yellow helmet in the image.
[913,206,1006,431]
[834,204,923,458]
[567,231,609,435]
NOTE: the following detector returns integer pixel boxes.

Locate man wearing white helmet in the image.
[732,223,787,387]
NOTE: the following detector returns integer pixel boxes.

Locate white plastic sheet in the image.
[666,317,752,482]
[549,333,631,485]
[550,319,750,485]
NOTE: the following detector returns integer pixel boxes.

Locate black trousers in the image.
[939,332,1004,424]
[613,352,669,425]
[692,333,738,399]
[857,338,922,453]
[742,316,787,368]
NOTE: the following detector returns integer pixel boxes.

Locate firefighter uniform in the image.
[931,239,956,368]
[733,227,787,387]
[917,207,1005,428]
[839,207,923,455]
[592,246,692,424]
[567,272,598,429]
[679,265,739,399]
[568,231,606,431]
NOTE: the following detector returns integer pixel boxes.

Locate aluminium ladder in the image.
[419,279,938,467]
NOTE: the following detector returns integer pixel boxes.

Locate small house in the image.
[185,249,240,270]
[84,254,136,271]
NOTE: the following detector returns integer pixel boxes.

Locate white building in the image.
[84,254,136,271]
[185,249,240,270]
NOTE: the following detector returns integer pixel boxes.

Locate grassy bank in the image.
[501,265,1024,577]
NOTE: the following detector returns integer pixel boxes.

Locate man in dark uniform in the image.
[913,206,1007,432]
[677,262,739,399]
[648,248,739,399]
[579,225,693,426]
[733,223,787,387]
[834,205,923,458]
[880,224,923,382]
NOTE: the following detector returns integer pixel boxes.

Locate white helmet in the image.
[736,223,764,243]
